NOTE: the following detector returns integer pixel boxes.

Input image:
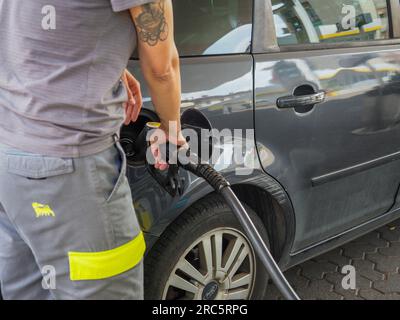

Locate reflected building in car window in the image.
[272,0,391,45]
[172,0,253,56]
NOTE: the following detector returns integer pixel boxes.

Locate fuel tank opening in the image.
[120,109,160,166]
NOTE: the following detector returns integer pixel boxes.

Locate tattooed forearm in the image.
[134,1,169,46]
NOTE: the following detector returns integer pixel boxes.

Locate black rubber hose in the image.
[181,162,300,301]
[220,187,300,301]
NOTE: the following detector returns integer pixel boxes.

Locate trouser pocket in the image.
[4,152,75,220]
[92,141,127,204]
[106,141,127,203]
[6,153,74,179]
[91,142,142,247]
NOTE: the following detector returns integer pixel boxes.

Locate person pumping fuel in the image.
[0,0,184,300]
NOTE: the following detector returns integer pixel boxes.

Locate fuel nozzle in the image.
[122,108,214,196]
[135,121,185,197]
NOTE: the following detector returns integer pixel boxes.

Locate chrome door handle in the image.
[277,91,326,109]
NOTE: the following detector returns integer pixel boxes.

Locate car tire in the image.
[144,194,269,300]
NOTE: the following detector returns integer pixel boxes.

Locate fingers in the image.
[127,73,143,121]
[122,70,143,125]
[150,129,169,171]
[150,141,168,171]
[131,90,142,123]
[124,90,136,125]
[149,128,191,171]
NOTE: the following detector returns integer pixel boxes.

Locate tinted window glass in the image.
[173,0,253,56]
[272,0,390,46]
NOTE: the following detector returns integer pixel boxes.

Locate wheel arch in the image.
[230,183,295,265]
[147,173,296,267]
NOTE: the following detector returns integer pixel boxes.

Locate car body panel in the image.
[254,46,400,252]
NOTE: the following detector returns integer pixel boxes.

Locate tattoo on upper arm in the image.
[134,1,169,46]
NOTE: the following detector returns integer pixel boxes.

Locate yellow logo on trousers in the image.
[32,202,55,218]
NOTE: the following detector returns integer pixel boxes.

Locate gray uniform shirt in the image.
[0,0,152,157]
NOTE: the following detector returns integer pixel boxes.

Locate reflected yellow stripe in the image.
[364,25,383,33]
[318,67,400,81]
[320,29,360,40]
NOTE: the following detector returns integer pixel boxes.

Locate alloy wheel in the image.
[162,228,256,300]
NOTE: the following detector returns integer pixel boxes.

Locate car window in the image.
[172,0,253,56]
[272,0,391,46]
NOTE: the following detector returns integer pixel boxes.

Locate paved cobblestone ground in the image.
[265,219,400,300]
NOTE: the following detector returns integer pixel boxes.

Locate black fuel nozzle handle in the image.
[140,122,185,197]
[139,121,220,197]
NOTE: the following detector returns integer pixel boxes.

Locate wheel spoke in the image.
[199,237,213,277]
[177,258,207,285]
[227,247,248,279]
[225,288,249,300]
[222,238,243,272]
[213,232,223,272]
[230,273,252,289]
[169,274,199,295]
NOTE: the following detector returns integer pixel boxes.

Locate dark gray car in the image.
[122,0,400,300]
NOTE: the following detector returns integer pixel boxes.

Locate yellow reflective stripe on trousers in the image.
[68,232,146,281]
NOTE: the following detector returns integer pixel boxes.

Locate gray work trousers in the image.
[0,140,144,300]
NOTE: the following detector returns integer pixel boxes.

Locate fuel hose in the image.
[181,160,301,301]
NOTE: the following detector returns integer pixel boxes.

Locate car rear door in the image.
[253,0,400,252]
